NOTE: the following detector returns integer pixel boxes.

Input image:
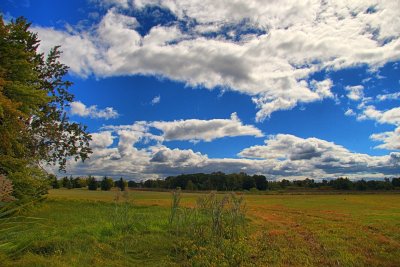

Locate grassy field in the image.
[1,189,400,266]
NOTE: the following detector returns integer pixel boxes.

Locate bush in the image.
[169,191,250,266]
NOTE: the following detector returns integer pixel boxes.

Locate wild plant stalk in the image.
[169,191,249,265]
[113,190,134,233]
[169,188,181,225]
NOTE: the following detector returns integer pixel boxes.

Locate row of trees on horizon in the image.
[52,172,400,192]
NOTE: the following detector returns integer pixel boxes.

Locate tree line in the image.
[142,173,400,191]
[51,175,127,191]
[52,173,400,192]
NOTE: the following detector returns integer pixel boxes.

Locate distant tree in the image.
[49,174,59,189]
[392,177,400,187]
[242,175,256,190]
[331,177,353,190]
[383,178,393,190]
[87,176,97,191]
[303,178,316,188]
[79,177,88,188]
[128,180,138,188]
[117,177,127,191]
[61,177,69,188]
[101,176,113,191]
[253,175,268,190]
[186,180,196,191]
[67,176,73,189]
[280,179,291,188]
[355,179,367,191]
[73,177,82,188]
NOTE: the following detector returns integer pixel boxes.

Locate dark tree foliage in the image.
[254,175,268,190]
[138,173,399,192]
[67,177,73,189]
[49,174,59,189]
[242,174,256,190]
[0,17,91,200]
[392,178,400,187]
[100,176,113,191]
[146,172,268,191]
[354,179,367,191]
[330,177,353,190]
[87,176,98,191]
[115,177,126,191]
[72,177,82,188]
[61,177,69,188]
[128,180,139,188]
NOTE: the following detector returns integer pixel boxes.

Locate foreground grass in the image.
[1,199,175,266]
[1,189,400,266]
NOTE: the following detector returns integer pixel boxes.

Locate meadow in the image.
[1,189,400,266]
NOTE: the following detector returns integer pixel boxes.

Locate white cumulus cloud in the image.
[345,85,364,101]
[151,113,264,142]
[57,130,399,180]
[33,0,400,121]
[70,101,119,119]
[371,127,400,150]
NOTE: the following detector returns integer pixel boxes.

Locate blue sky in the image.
[2,0,399,180]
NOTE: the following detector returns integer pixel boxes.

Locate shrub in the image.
[169,191,250,266]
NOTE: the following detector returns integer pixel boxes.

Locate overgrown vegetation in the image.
[0,190,252,266]
[169,191,250,266]
[1,189,399,266]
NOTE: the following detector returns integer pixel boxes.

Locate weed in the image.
[112,190,135,234]
[169,191,250,266]
[169,188,181,225]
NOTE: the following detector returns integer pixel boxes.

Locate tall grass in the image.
[169,188,181,225]
[0,176,37,255]
[169,191,250,266]
[0,200,43,258]
[112,190,135,234]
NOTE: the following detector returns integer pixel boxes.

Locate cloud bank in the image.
[58,129,399,180]
[33,0,400,121]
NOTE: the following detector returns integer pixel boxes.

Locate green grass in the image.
[1,189,400,266]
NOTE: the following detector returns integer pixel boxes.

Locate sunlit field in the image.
[1,189,399,266]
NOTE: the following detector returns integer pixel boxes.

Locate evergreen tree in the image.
[73,177,82,188]
[61,177,69,188]
[101,176,113,191]
[49,174,59,189]
[0,17,92,200]
[117,177,126,191]
[87,176,97,191]
[67,176,73,189]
